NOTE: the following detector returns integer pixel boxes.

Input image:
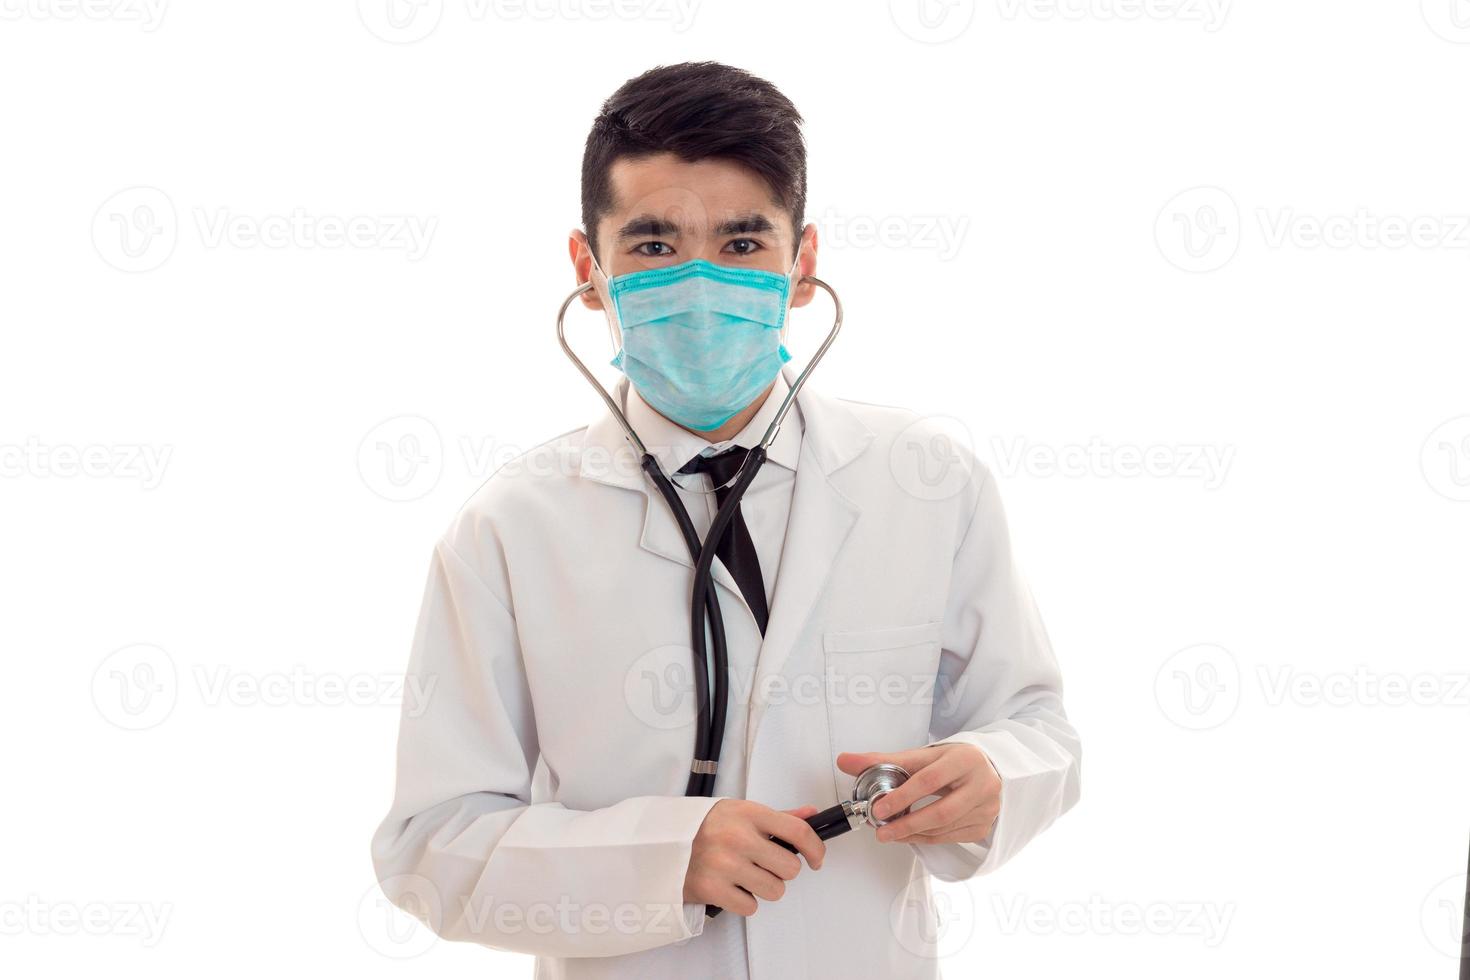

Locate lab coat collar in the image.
[624,370,803,478]
[577,363,872,491]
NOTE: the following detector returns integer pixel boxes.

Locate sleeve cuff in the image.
[659,795,727,940]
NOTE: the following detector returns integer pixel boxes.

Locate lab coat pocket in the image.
[822,621,944,798]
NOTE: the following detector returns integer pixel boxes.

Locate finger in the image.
[890,785,999,841]
[713,884,758,917]
[835,746,943,778]
[733,863,788,903]
[889,822,994,845]
[869,752,968,821]
[746,836,803,881]
[756,810,826,870]
[908,812,975,837]
[886,811,967,840]
[876,791,973,841]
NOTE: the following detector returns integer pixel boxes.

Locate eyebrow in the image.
[615,215,682,241]
[713,213,776,236]
[614,211,778,242]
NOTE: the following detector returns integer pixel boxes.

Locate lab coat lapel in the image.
[576,376,746,602]
[744,371,875,759]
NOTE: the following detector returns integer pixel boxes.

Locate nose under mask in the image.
[599,257,798,432]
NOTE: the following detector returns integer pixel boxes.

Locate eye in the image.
[724,238,764,256]
[633,241,675,258]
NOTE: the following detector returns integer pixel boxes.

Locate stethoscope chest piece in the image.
[851,762,911,828]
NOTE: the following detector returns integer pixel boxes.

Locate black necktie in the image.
[677,446,770,636]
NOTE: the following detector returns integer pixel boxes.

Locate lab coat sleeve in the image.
[913,464,1081,882]
[370,535,723,958]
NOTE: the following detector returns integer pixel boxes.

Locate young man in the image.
[370,62,1080,979]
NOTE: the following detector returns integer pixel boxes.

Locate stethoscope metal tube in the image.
[707,763,912,917]
[774,762,913,845]
[557,281,648,457]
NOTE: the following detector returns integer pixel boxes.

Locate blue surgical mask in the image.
[597,256,798,432]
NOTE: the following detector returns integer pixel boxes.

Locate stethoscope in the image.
[557,268,914,914]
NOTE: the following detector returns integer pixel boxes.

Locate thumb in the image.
[782,805,821,820]
[835,746,943,777]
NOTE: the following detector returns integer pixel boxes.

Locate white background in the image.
[2,0,1468,976]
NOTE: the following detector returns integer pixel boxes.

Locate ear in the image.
[788,222,820,310]
[568,229,606,311]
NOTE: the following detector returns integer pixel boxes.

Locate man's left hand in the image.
[835,744,1001,845]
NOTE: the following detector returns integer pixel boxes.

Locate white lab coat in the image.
[370,366,1081,979]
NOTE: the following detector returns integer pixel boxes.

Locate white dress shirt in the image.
[624,370,804,623]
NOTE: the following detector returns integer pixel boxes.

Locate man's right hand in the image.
[682,800,827,916]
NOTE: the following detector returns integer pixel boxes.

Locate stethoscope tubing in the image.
[686,443,766,796]
[639,455,729,794]
[556,269,845,915]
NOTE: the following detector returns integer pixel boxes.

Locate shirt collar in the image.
[624,370,804,476]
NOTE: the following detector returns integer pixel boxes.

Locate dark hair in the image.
[580,62,807,262]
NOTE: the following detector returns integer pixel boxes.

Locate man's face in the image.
[571,152,817,314]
